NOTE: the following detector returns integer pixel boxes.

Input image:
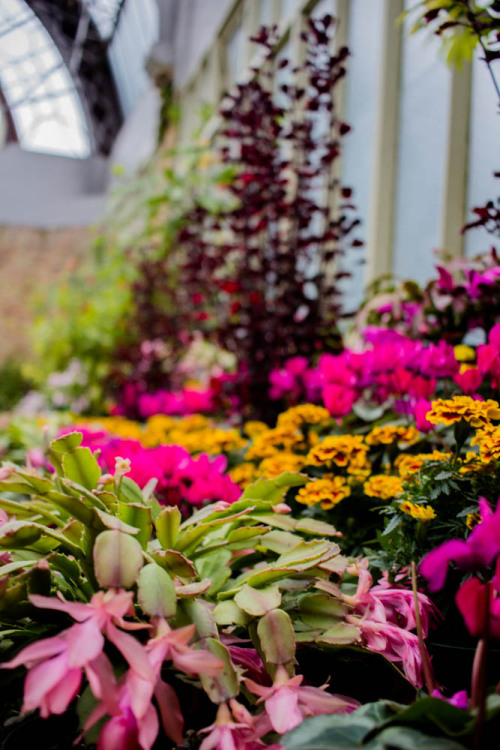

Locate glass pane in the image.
[281,0,301,20]
[465,54,500,255]
[227,25,244,84]
[339,0,384,313]
[0,0,90,157]
[392,0,451,283]
[311,0,335,19]
[259,0,274,27]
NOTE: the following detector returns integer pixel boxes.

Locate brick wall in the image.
[0,225,91,362]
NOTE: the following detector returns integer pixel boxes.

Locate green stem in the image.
[471,581,490,750]
[411,560,435,694]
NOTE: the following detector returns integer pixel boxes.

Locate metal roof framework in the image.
[0,0,124,156]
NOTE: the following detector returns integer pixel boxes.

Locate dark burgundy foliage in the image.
[113,16,363,419]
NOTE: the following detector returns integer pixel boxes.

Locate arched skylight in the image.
[0,0,91,158]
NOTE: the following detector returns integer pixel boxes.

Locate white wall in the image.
[0,145,107,227]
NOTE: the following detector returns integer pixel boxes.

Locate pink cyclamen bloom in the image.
[1,590,153,719]
[413,398,434,433]
[244,665,358,735]
[453,368,483,395]
[420,498,500,592]
[322,383,357,418]
[431,689,469,710]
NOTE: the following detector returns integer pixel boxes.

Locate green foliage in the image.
[0,359,33,412]
[406,1,500,69]
[0,435,374,682]
[283,695,500,749]
[29,137,237,411]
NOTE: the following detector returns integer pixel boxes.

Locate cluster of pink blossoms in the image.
[112,383,216,419]
[269,325,500,428]
[67,428,241,509]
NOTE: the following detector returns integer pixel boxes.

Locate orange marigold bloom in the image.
[306,435,367,468]
[277,404,330,430]
[426,396,500,428]
[366,425,420,447]
[471,426,500,463]
[396,451,450,479]
[364,475,403,500]
[399,501,436,521]
[296,477,351,509]
[260,453,305,478]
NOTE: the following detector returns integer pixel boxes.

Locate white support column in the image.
[440,61,472,257]
[365,0,404,284]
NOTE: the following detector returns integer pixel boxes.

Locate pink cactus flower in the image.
[244,665,358,735]
[1,590,152,719]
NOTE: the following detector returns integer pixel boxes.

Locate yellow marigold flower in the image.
[296,477,351,509]
[346,452,372,481]
[259,453,305,478]
[146,415,177,432]
[426,396,500,428]
[399,501,436,521]
[85,416,143,441]
[458,451,483,474]
[471,426,500,463]
[459,364,477,374]
[364,475,403,500]
[466,512,481,530]
[454,345,475,363]
[307,435,367,468]
[243,421,269,438]
[245,427,304,460]
[229,463,259,488]
[366,425,420,447]
[277,404,330,431]
[178,414,211,431]
[396,451,451,479]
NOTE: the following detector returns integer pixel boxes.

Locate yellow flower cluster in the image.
[277,404,330,431]
[426,396,500,428]
[363,475,403,500]
[399,500,436,521]
[454,345,475,363]
[296,477,351,509]
[80,413,247,455]
[306,435,367,469]
[245,426,304,460]
[471,424,500,463]
[259,452,305,478]
[243,421,268,438]
[366,425,420,447]
[395,451,451,479]
[229,462,259,488]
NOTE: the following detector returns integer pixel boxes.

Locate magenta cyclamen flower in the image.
[420,498,500,592]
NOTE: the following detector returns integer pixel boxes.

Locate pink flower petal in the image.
[154,679,184,745]
[106,622,154,682]
[266,686,303,734]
